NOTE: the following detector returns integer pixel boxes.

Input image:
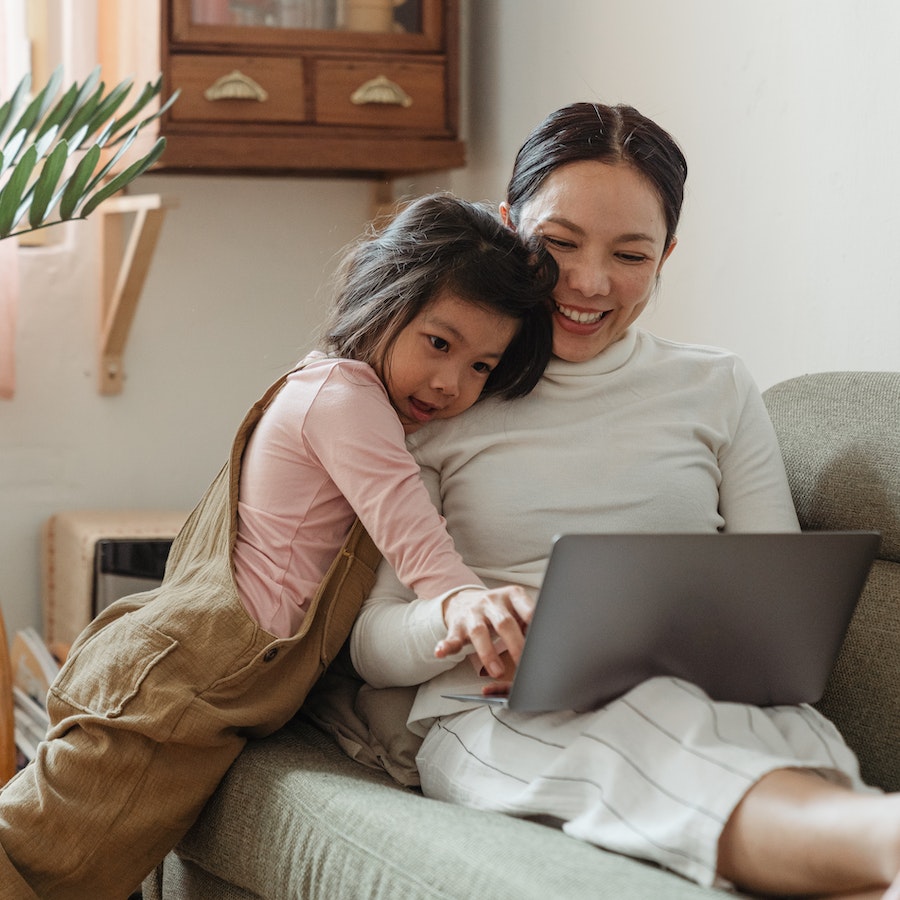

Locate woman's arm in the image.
[350,559,460,688]
[718,360,800,532]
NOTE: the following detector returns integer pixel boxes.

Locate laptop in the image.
[444,531,880,712]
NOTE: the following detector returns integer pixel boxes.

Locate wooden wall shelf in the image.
[99,194,177,395]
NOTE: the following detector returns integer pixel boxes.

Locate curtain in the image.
[0,0,29,400]
[0,240,17,400]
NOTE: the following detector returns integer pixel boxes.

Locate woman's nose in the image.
[564,258,611,297]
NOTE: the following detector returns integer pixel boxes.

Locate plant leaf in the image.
[70,67,102,114]
[0,72,31,145]
[109,86,179,147]
[0,145,39,237]
[28,140,70,228]
[32,124,60,161]
[81,137,167,218]
[144,87,180,127]
[6,67,63,147]
[83,126,139,194]
[35,82,80,142]
[0,129,27,178]
[0,66,177,241]
[29,65,64,124]
[82,79,134,142]
[59,83,104,145]
[59,144,101,219]
[64,124,89,155]
[108,77,161,136]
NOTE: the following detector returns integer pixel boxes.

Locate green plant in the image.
[0,66,178,241]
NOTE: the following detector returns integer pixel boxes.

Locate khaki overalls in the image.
[0,370,380,899]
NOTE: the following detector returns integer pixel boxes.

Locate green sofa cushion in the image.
[163,718,730,899]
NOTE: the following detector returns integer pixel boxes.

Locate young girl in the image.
[234,192,553,640]
[0,193,555,899]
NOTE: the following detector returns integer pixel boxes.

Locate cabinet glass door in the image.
[189,0,422,34]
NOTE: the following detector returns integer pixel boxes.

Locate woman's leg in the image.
[717,768,900,897]
[418,678,877,889]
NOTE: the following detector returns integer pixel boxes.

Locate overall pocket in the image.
[51,616,178,719]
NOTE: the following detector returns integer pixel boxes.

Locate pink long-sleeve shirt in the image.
[232,354,480,637]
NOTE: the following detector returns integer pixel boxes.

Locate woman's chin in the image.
[552,329,615,362]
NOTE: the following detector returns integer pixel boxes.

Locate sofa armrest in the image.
[763,372,900,791]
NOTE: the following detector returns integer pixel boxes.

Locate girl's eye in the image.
[429,335,449,351]
[617,252,648,263]
[472,361,493,375]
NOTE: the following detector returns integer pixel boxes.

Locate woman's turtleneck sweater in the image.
[350,328,799,731]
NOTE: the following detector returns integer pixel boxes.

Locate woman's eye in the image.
[472,361,493,375]
[429,335,449,351]
[542,235,575,250]
[617,252,648,263]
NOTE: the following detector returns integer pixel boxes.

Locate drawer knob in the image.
[350,75,412,108]
[204,70,269,102]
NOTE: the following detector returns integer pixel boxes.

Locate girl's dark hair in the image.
[505,103,688,249]
[323,193,556,400]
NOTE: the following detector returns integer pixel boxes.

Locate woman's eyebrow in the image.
[618,232,658,245]
[543,217,656,245]
[543,215,584,234]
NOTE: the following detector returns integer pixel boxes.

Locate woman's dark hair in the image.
[505,103,688,249]
[323,193,556,400]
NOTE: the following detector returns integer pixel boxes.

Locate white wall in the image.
[3,0,900,638]
[1,175,378,639]
[449,0,900,390]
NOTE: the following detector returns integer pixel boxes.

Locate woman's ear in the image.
[499,202,516,231]
[658,236,677,274]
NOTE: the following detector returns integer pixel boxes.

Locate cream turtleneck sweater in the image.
[350,328,799,731]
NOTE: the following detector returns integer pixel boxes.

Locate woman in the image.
[350,103,900,898]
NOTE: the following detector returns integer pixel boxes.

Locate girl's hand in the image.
[436,585,534,679]
[479,651,517,696]
[482,679,512,697]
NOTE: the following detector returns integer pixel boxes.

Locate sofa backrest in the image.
[763,371,900,561]
[763,371,900,791]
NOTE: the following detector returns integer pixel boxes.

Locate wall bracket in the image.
[98,193,177,395]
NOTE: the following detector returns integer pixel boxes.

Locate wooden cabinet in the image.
[156,0,465,176]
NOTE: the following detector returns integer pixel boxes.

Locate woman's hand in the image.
[436,585,534,679]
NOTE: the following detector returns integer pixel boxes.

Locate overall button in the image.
[263,648,279,663]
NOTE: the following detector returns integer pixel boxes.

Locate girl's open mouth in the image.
[408,397,438,424]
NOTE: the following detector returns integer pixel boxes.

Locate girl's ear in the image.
[499,202,516,231]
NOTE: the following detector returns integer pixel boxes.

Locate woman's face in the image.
[504,160,676,363]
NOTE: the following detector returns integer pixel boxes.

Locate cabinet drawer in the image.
[314,60,447,131]
[168,55,307,124]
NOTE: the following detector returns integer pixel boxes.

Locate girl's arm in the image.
[305,364,483,598]
[349,451,533,687]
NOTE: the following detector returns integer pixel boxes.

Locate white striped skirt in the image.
[416,677,872,887]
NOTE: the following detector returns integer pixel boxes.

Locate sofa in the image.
[144,370,900,900]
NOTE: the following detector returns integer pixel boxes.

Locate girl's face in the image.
[504,160,676,363]
[383,290,518,434]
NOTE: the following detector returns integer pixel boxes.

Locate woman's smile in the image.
[554,302,612,328]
